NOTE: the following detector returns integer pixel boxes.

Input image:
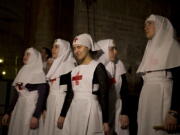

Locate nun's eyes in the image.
[109,47,117,51]
[77,46,82,49]
[145,21,154,27]
[25,52,31,57]
[27,52,30,56]
[53,45,59,49]
[73,46,82,50]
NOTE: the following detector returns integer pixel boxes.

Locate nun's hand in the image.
[1,114,10,126]
[164,112,177,132]
[119,115,129,129]
[30,117,39,129]
[103,123,110,135]
[57,116,65,129]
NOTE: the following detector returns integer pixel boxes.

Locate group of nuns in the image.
[2,14,180,135]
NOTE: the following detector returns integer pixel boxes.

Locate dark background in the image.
[0,0,179,134]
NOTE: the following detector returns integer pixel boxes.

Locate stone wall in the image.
[73,0,173,92]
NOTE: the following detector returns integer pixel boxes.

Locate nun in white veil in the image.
[97,39,129,135]
[43,39,75,135]
[137,14,180,135]
[57,33,110,135]
[2,47,47,135]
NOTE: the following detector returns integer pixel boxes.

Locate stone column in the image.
[24,0,75,49]
[24,0,57,49]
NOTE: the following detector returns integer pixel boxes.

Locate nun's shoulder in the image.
[34,71,46,78]
[116,59,126,74]
[62,60,76,73]
[64,60,76,67]
[116,59,123,65]
[116,59,125,67]
[96,62,106,71]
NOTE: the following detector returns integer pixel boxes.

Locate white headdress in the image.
[73,33,99,51]
[46,39,75,79]
[97,39,126,78]
[137,14,180,73]
[13,47,46,86]
[96,39,115,65]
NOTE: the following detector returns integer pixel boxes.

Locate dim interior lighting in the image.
[0,58,4,63]
[2,71,6,76]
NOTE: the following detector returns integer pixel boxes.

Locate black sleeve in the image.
[25,83,48,91]
[43,83,50,111]
[5,87,19,115]
[93,63,109,123]
[60,72,74,117]
[169,67,180,112]
[120,74,129,115]
[31,83,49,119]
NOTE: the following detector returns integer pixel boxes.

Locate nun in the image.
[43,39,75,135]
[1,47,48,135]
[137,14,180,135]
[97,39,129,135]
[57,33,110,135]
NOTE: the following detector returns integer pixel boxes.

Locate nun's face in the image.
[23,51,31,64]
[52,44,60,59]
[109,46,118,62]
[144,20,155,39]
[73,44,89,61]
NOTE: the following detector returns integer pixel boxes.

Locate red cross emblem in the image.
[73,37,78,43]
[72,72,82,85]
[110,78,116,84]
[16,83,23,90]
[49,78,56,84]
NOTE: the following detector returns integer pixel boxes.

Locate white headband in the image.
[73,33,96,51]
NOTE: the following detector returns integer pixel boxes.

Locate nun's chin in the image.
[109,56,116,62]
[146,33,154,40]
[52,55,58,59]
[23,60,28,65]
